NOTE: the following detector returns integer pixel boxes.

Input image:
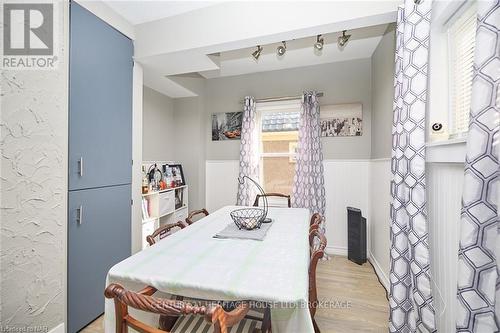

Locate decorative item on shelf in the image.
[230,176,272,230]
[147,164,163,191]
[175,188,184,210]
[141,165,149,194]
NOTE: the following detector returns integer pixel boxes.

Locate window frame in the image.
[446,2,477,140]
[256,100,301,192]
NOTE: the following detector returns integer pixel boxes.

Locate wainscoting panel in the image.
[323,160,370,256]
[427,162,464,332]
[205,160,240,212]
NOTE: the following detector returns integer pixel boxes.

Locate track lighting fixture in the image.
[252,45,263,60]
[314,35,324,51]
[414,0,423,3]
[338,30,351,48]
[277,41,287,56]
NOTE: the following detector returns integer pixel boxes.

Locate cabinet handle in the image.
[76,206,83,225]
[78,157,83,177]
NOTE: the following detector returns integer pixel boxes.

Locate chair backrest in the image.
[309,213,322,232]
[253,193,291,208]
[185,209,209,225]
[146,221,186,246]
[309,229,327,318]
[105,283,250,333]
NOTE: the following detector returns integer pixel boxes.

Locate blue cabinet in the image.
[68,185,131,333]
[68,3,133,332]
[69,2,133,191]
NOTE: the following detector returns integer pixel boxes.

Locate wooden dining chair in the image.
[105,283,263,333]
[253,193,291,208]
[146,221,187,246]
[309,229,327,333]
[185,209,209,225]
[309,213,322,232]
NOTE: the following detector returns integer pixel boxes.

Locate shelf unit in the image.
[141,162,189,249]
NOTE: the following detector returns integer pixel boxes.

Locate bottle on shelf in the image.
[141,165,149,194]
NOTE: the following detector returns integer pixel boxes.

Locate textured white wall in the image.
[0,1,68,329]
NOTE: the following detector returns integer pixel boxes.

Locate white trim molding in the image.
[48,323,64,333]
[325,245,348,257]
[368,252,389,291]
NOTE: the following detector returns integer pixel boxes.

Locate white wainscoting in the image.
[206,160,240,212]
[368,158,391,289]
[323,160,370,256]
[205,159,371,257]
[427,162,464,332]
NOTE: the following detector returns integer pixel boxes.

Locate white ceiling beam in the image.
[134,1,401,59]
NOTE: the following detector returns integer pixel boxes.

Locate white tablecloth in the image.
[104,206,313,332]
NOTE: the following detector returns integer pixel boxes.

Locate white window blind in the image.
[448,4,477,138]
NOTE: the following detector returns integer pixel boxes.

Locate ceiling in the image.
[103,1,217,25]
[97,1,400,97]
[193,24,389,79]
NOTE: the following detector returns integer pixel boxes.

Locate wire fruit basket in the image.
[230,176,270,230]
[230,207,265,230]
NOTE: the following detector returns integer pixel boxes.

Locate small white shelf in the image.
[140,162,189,249]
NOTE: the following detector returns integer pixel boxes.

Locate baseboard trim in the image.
[325,245,347,256]
[48,323,64,333]
[368,251,389,291]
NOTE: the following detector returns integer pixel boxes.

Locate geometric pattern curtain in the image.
[236,96,260,206]
[456,1,500,332]
[388,1,437,332]
[291,91,326,233]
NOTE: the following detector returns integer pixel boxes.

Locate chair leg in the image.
[261,307,272,333]
[312,317,320,333]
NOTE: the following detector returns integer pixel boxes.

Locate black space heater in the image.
[347,207,367,265]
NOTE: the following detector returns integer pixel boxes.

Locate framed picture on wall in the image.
[211,111,243,141]
[319,103,363,137]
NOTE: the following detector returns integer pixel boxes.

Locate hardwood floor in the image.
[81,256,388,333]
[314,256,389,333]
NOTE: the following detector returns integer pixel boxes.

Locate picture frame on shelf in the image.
[165,164,185,187]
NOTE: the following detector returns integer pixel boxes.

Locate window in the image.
[448,3,477,138]
[257,101,301,195]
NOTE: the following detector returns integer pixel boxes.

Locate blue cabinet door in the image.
[68,184,131,333]
[69,2,133,190]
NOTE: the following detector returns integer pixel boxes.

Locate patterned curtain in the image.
[236,96,260,206]
[292,92,326,232]
[389,1,437,332]
[456,1,499,331]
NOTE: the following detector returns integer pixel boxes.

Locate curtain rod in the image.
[240,92,324,104]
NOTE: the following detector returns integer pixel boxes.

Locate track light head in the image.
[252,45,263,60]
[277,41,287,56]
[414,0,423,3]
[338,30,351,48]
[314,35,324,51]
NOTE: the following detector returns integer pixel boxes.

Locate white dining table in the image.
[104,206,314,332]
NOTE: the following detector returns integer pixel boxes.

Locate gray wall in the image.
[142,86,175,161]
[0,3,68,330]
[371,24,396,159]
[205,58,373,160]
[173,91,206,212]
[369,24,396,290]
